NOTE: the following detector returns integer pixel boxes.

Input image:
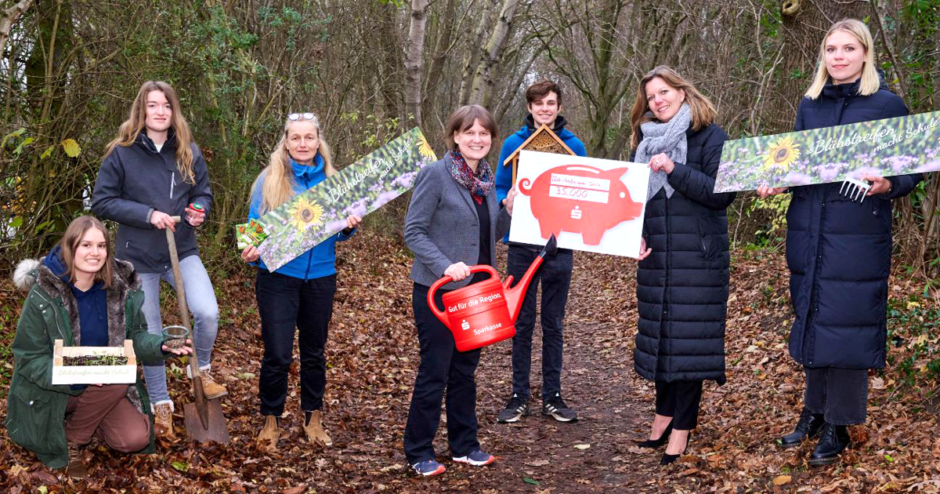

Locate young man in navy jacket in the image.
[494,80,587,424]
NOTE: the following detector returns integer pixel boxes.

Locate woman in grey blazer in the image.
[402,105,516,476]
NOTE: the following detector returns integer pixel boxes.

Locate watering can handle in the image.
[426,264,500,322]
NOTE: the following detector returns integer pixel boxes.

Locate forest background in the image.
[1,0,940,491]
[2,0,939,275]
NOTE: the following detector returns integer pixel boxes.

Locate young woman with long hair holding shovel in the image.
[92,81,225,439]
[241,112,360,450]
[7,216,193,478]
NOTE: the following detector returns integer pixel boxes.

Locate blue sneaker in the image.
[452,450,496,466]
[412,459,446,476]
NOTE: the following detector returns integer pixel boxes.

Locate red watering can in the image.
[428,235,558,352]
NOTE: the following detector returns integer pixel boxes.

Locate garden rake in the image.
[839,178,871,203]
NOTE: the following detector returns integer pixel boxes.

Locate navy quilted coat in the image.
[634,123,736,384]
[786,80,922,369]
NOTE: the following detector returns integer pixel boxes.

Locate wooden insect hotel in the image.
[502,124,577,185]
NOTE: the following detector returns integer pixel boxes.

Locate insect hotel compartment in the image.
[51,339,137,385]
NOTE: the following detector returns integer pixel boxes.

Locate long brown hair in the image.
[104,81,196,183]
[251,115,336,214]
[59,215,113,288]
[805,19,880,100]
[629,66,717,150]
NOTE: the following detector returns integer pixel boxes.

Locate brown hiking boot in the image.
[257,415,279,450]
[303,410,332,446]
[66,442,88,479]
[199,369,228,400]
[153,402,176,439]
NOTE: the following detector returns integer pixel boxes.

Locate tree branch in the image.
[0,0,34,57]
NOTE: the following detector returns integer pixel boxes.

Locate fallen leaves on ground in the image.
[0,232,938,492]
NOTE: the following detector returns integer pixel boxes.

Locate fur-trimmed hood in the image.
[13,253,141,348]
[14,254,140,294]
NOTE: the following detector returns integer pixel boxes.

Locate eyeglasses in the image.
[288,112,317,122]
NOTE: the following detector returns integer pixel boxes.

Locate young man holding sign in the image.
[494,80,587,424]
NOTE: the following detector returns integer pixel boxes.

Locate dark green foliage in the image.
[61,355,129,366]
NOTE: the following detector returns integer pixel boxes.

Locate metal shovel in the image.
[166,216,230,444]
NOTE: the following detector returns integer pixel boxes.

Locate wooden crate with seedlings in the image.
[51,339,137,385]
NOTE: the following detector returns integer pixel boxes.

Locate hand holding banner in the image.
[715,111,940,193]
[253,128,437,271]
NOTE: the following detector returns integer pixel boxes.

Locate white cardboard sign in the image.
[509,150,649,258]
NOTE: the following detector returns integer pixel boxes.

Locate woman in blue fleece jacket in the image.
[241,113,360,450]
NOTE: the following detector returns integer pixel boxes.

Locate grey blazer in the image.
[404,154,511,290]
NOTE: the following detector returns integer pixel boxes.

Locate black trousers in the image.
[508,245,573,401]
[403,283,481,464]
[655,380,704,430]
[255,270,336,416]
[804,367,868,425]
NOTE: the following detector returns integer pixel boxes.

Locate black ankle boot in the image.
[633,420,673,448]
[808,423,851,466]
[780,408,824,448]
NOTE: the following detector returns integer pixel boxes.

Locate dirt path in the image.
[401,248,668,493]
[4,235,938,492]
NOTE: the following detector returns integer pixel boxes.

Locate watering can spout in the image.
[505,234,557,321]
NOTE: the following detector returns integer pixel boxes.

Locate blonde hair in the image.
[104,81,196,183]
[629,66,716,150]
[805,19,881,100]
[252,116,336,214]
[59,216,113,289]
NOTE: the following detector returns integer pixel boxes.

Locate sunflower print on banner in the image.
[288,197,324,230]
[763,136,800,172]
[715,110,940,193]
[254,127,438,271]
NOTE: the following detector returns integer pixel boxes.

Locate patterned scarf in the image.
[635,104,691,201]
[448,150,493,205]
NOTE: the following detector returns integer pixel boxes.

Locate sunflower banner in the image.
[714,111,940,193]
[255,127,437,271]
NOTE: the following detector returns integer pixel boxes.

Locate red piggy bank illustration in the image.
[518,164,643,245]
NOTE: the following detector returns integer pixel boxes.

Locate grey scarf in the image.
[635,104,691,200]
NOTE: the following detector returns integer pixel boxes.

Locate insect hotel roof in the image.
[502,124,577,185]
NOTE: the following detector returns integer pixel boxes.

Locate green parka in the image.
[5,256,167,469]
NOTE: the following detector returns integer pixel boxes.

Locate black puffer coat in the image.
[634,123,736,384]
[92,130,212,273]
[786,80,922,369]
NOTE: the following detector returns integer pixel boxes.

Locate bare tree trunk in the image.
[467,0,519,106]
[404,0,429,126]
[772,0,867,132]
[0,0,34,56]
[422,0,459,123]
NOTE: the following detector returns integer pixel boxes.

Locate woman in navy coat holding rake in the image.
[759,18,922,466]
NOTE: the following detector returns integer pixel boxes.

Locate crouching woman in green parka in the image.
[5,215,191,478]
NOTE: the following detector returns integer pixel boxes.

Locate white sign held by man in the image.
[510,150,649,258]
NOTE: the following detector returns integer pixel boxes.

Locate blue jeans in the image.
[139,255,219,403]
[508,244,573,402]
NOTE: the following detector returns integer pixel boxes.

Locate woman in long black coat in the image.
[759,19,922,466]
[628,66,736,465]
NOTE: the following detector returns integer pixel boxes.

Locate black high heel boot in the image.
[633,420,673,448]
[660,431,692,466]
